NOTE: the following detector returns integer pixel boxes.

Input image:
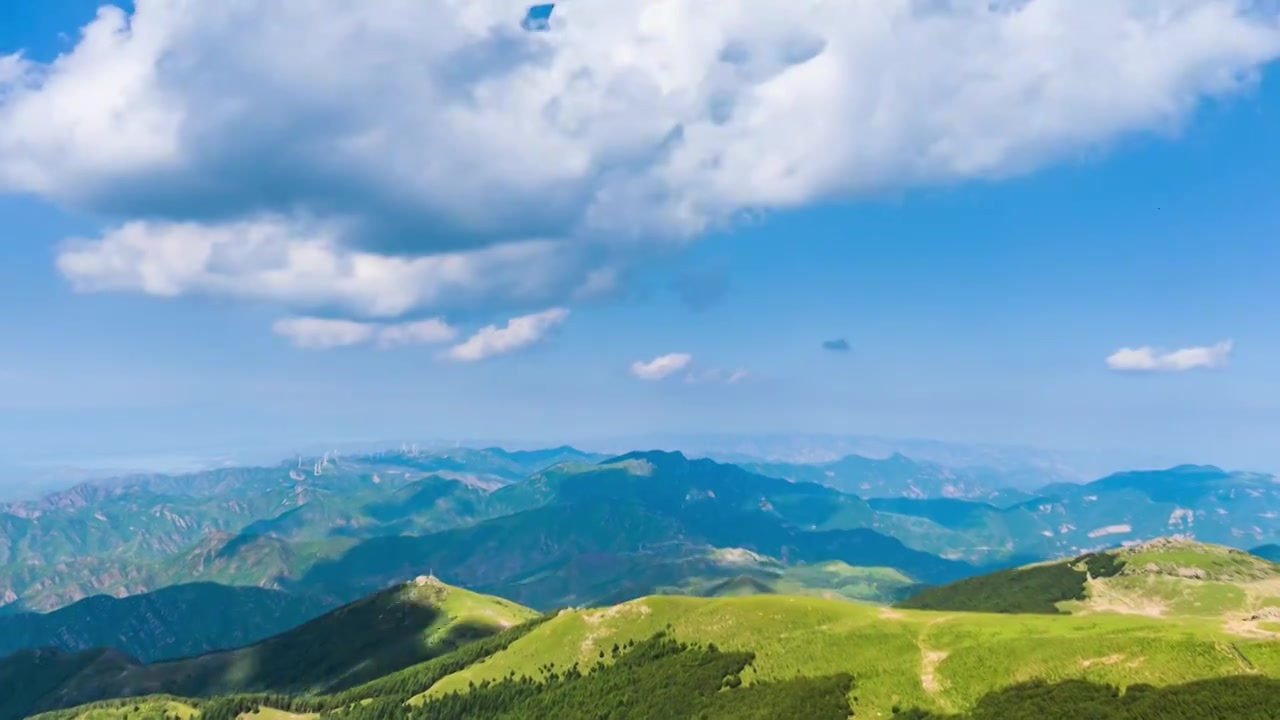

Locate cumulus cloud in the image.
[55,218,592,319]
[446,307,569,362]
[273,315,457,350]
[631,353,693,380]
[822,338,851,352]
[1105,340,1234,372]
[2,1,1279,320]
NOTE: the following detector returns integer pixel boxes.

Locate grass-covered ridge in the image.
[896,551,1125,614]
[412,592,1280,718]
[898,537,1280,620]
[26,585,1280,719]
[3,578,536,720]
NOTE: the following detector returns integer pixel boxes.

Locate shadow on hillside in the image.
[897,675,1280,719]
[0,582,330,663]
[171,587,446,695]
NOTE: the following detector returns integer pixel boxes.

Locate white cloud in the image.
[375,318,458,348]
[631,353,693,380]
[2,1,1278,318]
[1106,340,1234,372]
[273,317,378,350]
[446,307,569,362]
[55,218,588,318]
[273,315,457,350]
[685,367,750,385]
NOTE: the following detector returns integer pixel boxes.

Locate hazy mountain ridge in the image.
[872,465,1280,559]
[5,446,1279,617]
[0,583,330,662]
[0,448,601,611]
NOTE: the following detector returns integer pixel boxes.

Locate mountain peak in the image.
[1168,463,1226,474]
[601,449,689,466]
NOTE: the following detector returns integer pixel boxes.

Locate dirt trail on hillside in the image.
[920,649,949,693]
[1077,578,1167,617]
[916,616,954,711]
[579,600,652,658]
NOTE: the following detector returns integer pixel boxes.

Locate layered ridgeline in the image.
[8,449,1276,614]
[1,447,970,613]
[1,451,978,628]
[0,576,538,720]
[854,463,1280,562]
[0,447,603,612]
[5,447,1280,669]
[743,453,1039,507]
[20,540,1280,720]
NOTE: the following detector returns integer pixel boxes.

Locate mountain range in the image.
[7,537,1280,720]
[2,445,1279,676]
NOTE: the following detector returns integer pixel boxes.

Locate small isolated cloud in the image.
[822,338,851,352]
[274,316,457,350]
[1105,340,1233,372]
[273,317,378,350]
[631,353,693,380]
[446,307,569,362]
[686,368,750,385]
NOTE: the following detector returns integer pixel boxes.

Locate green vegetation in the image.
[395,633,853,720]
[26,696,200,720]
[1121,542,1280,582]
[0,448,600,614]
[899,538,1280,620]
[0,584,332,662]
[29,589,1280,720]
[3,450,974,626]
[414,591,1280,717]
[897,552,1124,614]
[3,580,537,720]
[899,676,1280,719]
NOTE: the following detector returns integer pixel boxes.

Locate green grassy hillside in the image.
[898,537,1280,627]
[0,578,536,720]
[29,622,1280,720]
[25,561,1280,720]
[413,591,1280,718]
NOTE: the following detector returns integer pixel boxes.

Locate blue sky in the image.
[2,1,1279,473]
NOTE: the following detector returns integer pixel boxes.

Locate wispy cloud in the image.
[685,368,750,385]
[822,338,850,352]
[1105,340,1233,372]
[446,308,569,362]
[630,353,693,381]
[375,318,458,348]
[630,354,747,384]
[273,317,378,349]
[274,316,458,350]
